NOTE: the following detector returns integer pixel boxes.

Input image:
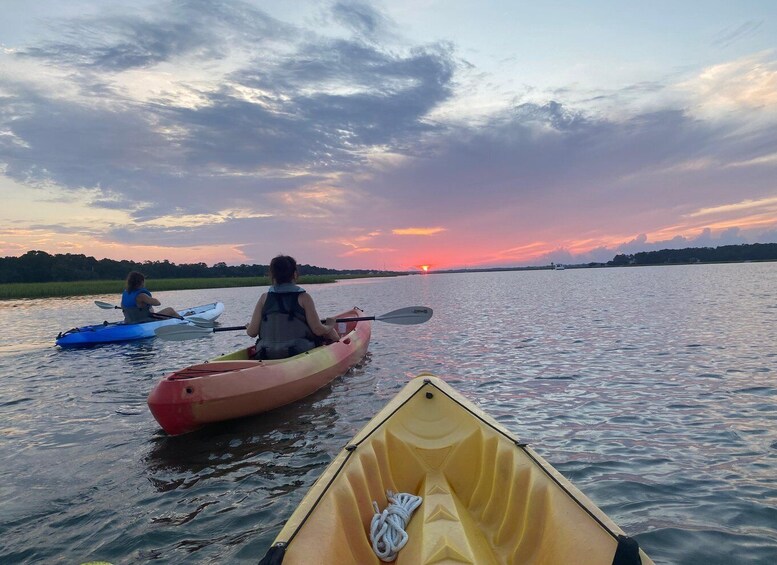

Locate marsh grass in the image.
[0,275,343,300]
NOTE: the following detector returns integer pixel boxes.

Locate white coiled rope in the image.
[370,490,423,562]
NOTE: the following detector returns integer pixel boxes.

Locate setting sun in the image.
[420,265,430,272]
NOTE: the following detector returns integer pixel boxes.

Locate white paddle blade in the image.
[94,300,118,309]
[154,325,215,341]
[375,306,433,325]
[187,316,216,328]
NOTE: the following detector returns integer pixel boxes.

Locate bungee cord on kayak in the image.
[259,376,652,564]
[370,490,423,562]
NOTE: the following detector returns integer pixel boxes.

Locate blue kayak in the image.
[55,302,225,348]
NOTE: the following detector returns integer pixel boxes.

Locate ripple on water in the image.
[2,268,777,563]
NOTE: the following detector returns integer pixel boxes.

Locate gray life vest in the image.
[255,284,318,360]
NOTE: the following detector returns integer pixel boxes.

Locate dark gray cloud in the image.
[106,215,277,247]
[174,39,454,169]
[19,0,287,71]
[3,1,776,266]
[0,79,333,216]
[358,99,777,224]
[1,0,457,220]
[1,90,173,193]
[332,1,392,41]
[536,227,774,266]
[617,229,751,255]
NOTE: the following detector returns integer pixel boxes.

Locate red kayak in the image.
[147,308,371,435]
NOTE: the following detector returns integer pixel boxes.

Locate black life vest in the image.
[255,286,318,360]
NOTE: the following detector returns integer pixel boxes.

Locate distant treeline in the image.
[0,250,395,284]
[609,243,777,266]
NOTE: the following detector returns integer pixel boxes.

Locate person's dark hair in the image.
[126,271,146,291]
[269,255,297,284]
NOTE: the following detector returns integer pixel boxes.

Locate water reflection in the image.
[144,385,341,488]
[137,382,347,562]
[2,266,777,564]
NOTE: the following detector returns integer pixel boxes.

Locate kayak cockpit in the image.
[265,376,651,564]
[167,361,261,380]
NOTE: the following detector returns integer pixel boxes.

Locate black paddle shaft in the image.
[211,317,369,333]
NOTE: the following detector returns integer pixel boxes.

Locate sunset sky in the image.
[1,1,776,271]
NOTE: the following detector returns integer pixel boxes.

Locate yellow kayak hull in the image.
[261,374,652,565]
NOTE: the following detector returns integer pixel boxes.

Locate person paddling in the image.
[121,271,180,323]
[246,255,340,359]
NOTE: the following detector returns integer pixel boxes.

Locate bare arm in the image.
[299,293,340,341]
[136,293,161,307]
[246,293,267,338]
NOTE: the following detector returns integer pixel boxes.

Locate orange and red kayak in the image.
[147,308,371,435]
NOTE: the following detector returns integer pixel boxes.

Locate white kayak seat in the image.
[370,490,423,562]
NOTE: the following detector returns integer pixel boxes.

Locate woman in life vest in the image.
[246,255,340,360]
[121,271,180,323]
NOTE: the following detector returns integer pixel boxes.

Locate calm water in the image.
[1,264,776,564]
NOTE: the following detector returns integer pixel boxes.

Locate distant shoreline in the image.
[2,254,775,299]
[0,274,400,301]
[3,243,775,290]
[414,258,777,276]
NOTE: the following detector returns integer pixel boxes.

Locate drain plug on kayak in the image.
[426,392,433,399]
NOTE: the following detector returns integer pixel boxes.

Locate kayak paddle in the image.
[94,300,123,310]
[93,300,215,328]
[154,306,433,341]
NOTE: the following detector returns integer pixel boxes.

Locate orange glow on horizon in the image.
[420,265,430,272]
[0,229,248,266]
[393,227,447,236]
